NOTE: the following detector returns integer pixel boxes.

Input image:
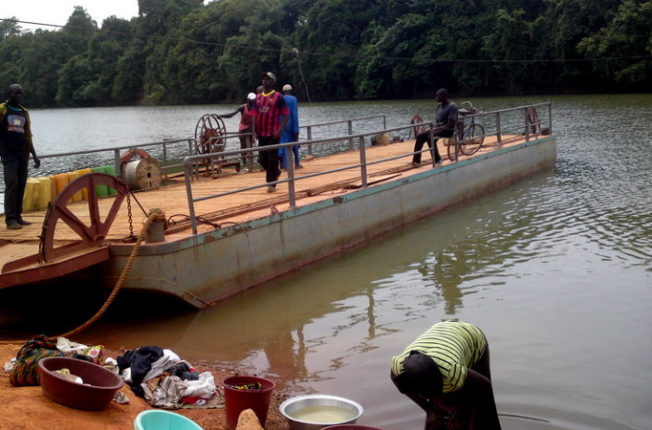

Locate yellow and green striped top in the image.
[391,320,487,393]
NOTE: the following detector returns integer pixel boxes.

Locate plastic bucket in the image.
[102,166,118,195]
[53,173,69,198]
[90,167,109,197]
[66,171,82,202]
[134,410,203,430]
[22,178,39,211]
[36,176,52,209]
[223,375,275,430]
[76,168,92,200]
[48,175,57,202]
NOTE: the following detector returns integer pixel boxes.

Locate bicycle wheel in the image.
[447,134,458,162]
[460,123,485,156]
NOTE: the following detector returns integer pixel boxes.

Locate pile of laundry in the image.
[117,345,221,409]
[5,335,105,387]
[4,336,222,410]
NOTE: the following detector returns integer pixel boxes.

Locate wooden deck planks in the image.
[0,134,525,267]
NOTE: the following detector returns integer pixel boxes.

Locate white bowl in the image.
[279,394,364,430]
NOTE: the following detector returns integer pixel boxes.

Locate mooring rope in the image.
[0,208,166,346]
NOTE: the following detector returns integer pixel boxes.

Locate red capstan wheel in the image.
[39,173,130,263]
[194,114,227,154]
[193,114,231,176]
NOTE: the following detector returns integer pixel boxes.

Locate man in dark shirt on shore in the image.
[0,84,40,229]
[252,72,289,193]
[412,88,458,166]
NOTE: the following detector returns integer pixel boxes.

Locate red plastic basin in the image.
[38,356,124,411]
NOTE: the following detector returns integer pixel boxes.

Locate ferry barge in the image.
[0,103,556,308]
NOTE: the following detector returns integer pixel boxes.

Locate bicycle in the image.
[447,101,485,162]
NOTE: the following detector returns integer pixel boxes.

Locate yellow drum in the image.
[76,168,92,200]
[22,178,39,211]
[66,171,82,202]
[34,176,53,210]
[53,173,69,198]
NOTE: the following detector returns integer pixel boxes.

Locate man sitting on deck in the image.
[412,88,458,167]
[391,320,502,430]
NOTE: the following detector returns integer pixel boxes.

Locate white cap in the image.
[282,84,293,92]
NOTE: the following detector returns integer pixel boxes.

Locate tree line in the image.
[1,0,650,108]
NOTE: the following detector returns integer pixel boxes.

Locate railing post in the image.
[524,107,530,142]
[183,162,198,235]
[382,115,387,130]
[358,135,368,189]
[496,111,502,148]
[429,124,437,166]
[287,148,296,209]
[114,149,121,179]
[348,121,354,150]
[548,103,553,134]
[307,126,313,156]
[246,133,254,171]
[163,142,168,179]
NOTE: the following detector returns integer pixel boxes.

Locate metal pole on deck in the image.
[548,103,553,134]
[496,112,502,148]
[163,142,168,179]
[524,108,530,141]
[358,136,368,189]
[183,162,198,235]
[287,149,296,208]
[251,121,258,171]
[429,124,437,166]
[307,126,313,156]
[114,149,121,179]
[348,121,353,150]
[247,133,254,171]
[382,115,387,130]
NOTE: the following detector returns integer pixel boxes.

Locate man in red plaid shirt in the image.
[252,72,289,192]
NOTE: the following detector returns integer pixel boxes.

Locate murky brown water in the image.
[1,95,651,429]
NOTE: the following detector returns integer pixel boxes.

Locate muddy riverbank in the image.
[0,343,291,430]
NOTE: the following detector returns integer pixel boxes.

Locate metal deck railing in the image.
[7,103,552,234]
[181,103,552,234]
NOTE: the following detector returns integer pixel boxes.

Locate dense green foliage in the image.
[1,0,650,107]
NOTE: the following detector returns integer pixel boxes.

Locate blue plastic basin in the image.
[134,410,203,430]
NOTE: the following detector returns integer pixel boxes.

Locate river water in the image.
[2,94,651,429]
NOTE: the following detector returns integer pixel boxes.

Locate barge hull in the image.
[106,136,557,308]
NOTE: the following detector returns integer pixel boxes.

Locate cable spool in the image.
[120,149,162,191]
